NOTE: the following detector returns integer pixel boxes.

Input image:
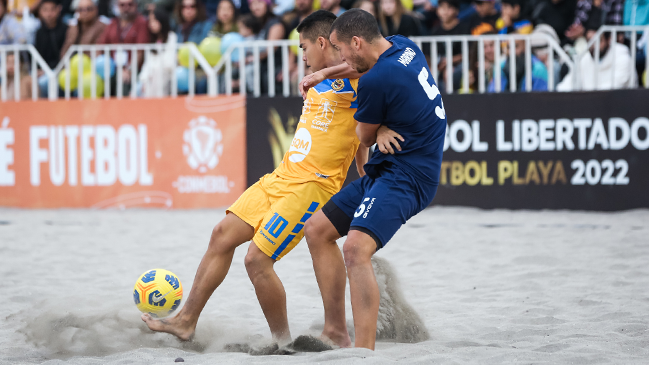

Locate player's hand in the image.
[299,71,325,99]
[376,125,404,154]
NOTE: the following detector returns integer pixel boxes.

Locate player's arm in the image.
[356,122,380,147]
[299,63,365,99]
[355,144,369,177]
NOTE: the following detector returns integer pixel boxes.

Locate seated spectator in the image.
[531,23,562,88]
[210,0,239,37]
[138,8,176,97]
[322,0,346,17]
[530,0,578,45]
[60,0,106,57]
[488,30,549,92]
[238,13,262,40]
[498,0,532,35]
[3,52,32,100]
[432,0,470,58]
[354,0,377,18]
[463,29,497,92]
[431,0,470,90]
[174,0,213,44]
[378,0,421,37]
[284,0,315,33]
[0,0,28,44]
[97,0,149,95]
[557,22,636,91]
[250,0,284,41]
[467,0,500,33]
[34,0,68,97]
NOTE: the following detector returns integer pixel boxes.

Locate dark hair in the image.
[438,0,460,10]
[215,0,239,34]
[378,0,405,36]
[151,8,171,42]
[297,10,337,43]
[239,13,261,34]
[174,0,207,24]
[330,8,381,44]
[501,0,521,6]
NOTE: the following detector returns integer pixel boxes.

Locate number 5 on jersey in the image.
[418,67,446,120]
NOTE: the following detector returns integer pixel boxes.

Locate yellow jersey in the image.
[274,78,360,195]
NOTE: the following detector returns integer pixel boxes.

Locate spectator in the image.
[250,0,284,41]
[238,13,261,39]
[0,0,28,45]
[463,29,496,92]
[210,0,239,37]
[138,8,176,97]
[498,0,533,34]
[431,0,470,90]
[97,0,149,95]
[530,23,562,88]
[284,0,314,33]
[35,0,67,69]
[34,0,67,97]
[467,0,500,33]
[557,22,636,91]
[321,0,346,16]
[61,0,107,57]
[249,0,284,94]
[3,52,32,100]
[530,0,578,45]
[489,30,549,92]
[174,0,213,44]
[431,0,470,57]
[378,0,421,37]
[354,0,376,18]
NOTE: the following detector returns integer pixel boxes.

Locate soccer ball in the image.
[133,269,183,318]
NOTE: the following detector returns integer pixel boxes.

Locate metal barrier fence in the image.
[412,33,574,93]
[0,26,646,101]
[575,25,649,90]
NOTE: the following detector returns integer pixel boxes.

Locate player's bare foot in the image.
[321,330,352,348]
[141,313,196,341]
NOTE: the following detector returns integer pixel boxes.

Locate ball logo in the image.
[288,128,312,163]
[182,116,224,173]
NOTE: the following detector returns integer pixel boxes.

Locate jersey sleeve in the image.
[354,73,385,125]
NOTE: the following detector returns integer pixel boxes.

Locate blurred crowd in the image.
[0,0,647,99]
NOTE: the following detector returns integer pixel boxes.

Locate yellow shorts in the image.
[227,173,332,260]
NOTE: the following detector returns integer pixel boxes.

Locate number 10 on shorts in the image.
[264,213,289,238]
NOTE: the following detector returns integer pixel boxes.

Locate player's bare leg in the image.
[343,230,379,350]
[142,213,254,340]
[304,211,352,348]
[244,243,292,346]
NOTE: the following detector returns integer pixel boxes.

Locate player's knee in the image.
[244,246,271,279]
[342,240,371,268]
[304,219,319,245]
[208,223,235,254]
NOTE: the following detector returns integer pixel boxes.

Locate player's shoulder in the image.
[309,78,358,102]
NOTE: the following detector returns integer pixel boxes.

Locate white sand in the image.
[1,207,648,364]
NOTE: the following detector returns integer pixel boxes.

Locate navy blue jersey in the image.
[355,35,447,185]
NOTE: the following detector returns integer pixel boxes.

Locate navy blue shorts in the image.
[324,164,438,249]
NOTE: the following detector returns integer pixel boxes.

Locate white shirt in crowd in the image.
[138,32,178,98]
[557,42,636,91]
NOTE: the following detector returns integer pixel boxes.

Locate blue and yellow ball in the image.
[133,269,183,318]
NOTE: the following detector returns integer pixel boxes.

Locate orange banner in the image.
[0,96,246,208]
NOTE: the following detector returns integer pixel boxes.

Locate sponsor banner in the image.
[245,96,361,187]
[439,89,649,210]
[247,90,649,211]
[0,96,246,208]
